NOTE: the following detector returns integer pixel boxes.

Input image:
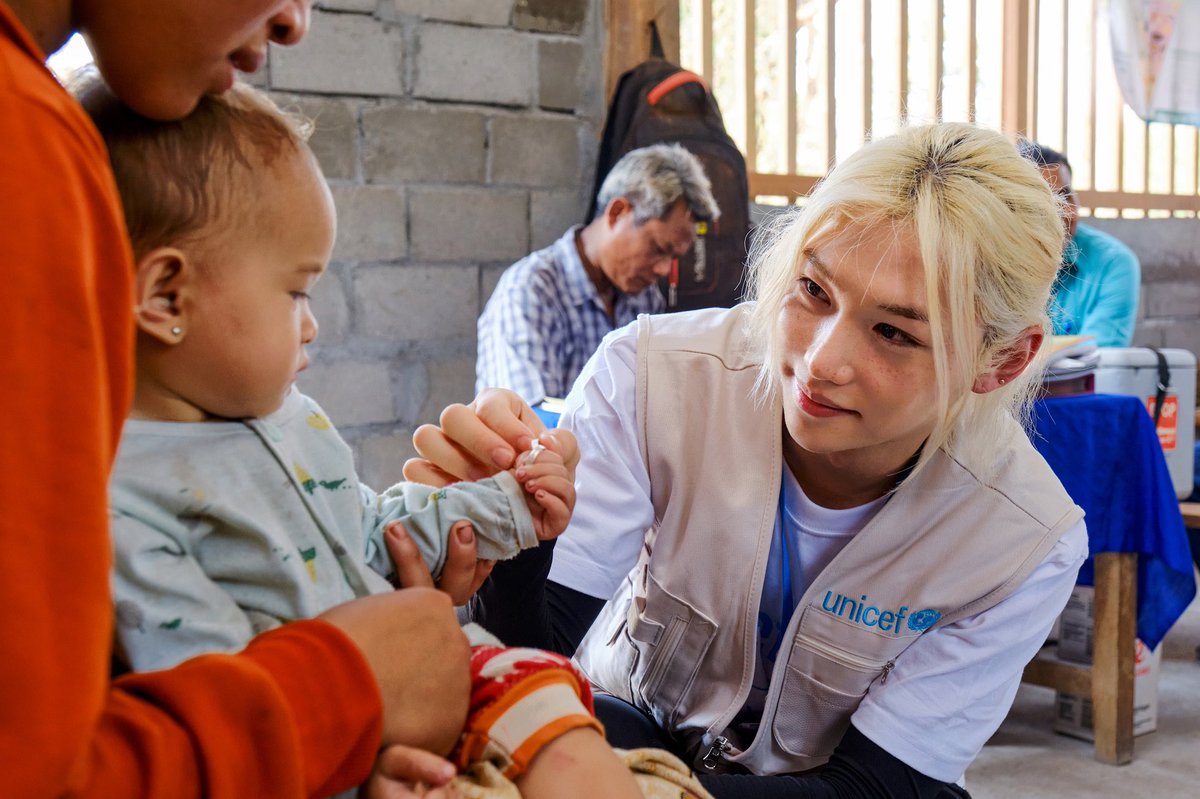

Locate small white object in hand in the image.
[525,438,546,464]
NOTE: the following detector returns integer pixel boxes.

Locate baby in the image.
[78,77,685,799]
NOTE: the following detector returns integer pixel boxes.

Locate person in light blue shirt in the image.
[476,144,719,403]
[1020,141,1141,346]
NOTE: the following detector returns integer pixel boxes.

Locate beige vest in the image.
[574,304,1083,774]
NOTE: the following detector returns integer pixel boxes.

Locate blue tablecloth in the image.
[1032,393,1197,649]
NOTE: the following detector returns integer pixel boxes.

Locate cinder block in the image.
[514,0,587,34]
[353,263,480,340]
[358,430,419,489]
[1086,218,1200,281]
[271,11,403,96]
[309,265,351,345]
[1145,281,1200,319]
[490,116,581,187]
[409,186,528,261]
[1142,316,1200,355]
[530,189,585,250]
[1131,321,1169,349]
[318,0,379,12]
[480,262,510,310]
[414,24,533,106]
[363,105,486,184]
[420,353,479,422]
[538,40,583,110]
[391,0,513,26]
[272,94,359,181]
[330,185,407,262]
[297,359,396,426]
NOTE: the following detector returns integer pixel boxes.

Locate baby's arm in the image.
[111,512,262,672]
[453,643,642,799]
[362,471,537,582]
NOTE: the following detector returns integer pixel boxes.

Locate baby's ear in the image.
[133,247,191,345]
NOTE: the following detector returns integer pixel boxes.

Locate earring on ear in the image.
[171,326,183,337]
[999,377,1007,385]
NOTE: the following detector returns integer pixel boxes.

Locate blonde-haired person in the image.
[405,123,1089,798]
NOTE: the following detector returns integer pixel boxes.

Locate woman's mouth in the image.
[796,383,852,418]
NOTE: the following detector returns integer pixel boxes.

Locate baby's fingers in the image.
[515,460,568,484]
[527,476,575,538]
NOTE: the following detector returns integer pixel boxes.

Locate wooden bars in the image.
[666,0,1199,211]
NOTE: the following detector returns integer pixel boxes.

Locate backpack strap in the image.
[649,18,666,58]
[648,70,708,106]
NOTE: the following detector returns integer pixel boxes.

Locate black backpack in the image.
[589,58,751,311]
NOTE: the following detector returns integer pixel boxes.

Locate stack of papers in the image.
[1042,335,1099,394]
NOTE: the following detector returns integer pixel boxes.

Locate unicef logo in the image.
[907,608,941,632]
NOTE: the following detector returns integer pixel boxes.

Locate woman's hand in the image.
[404,389,579,486]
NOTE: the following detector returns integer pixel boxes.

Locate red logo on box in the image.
[1145,394,1178,451]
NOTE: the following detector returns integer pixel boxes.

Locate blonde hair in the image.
[747,123,1065,479]
[75,75,312,258]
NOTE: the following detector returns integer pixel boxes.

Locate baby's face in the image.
[177,146,335,419]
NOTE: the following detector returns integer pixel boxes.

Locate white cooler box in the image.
[1094,347,1196,498]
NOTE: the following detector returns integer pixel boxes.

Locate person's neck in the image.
[782,430,918,510]
[130,358,209,423]
[576,222,616,317]
[6,0,74,56]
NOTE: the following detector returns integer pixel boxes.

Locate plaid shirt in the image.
[476,226,664,402]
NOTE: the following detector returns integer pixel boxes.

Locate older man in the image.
[1020,141,1141,347]
[477,143,719,402]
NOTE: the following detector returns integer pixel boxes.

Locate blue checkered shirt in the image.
[476,226,665,402]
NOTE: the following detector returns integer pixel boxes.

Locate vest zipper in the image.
[641,616,687,701]
[701,736,731,770]
[880,659,895,684]
[793,632,890,673]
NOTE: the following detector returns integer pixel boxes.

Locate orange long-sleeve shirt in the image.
[0,5,382,796]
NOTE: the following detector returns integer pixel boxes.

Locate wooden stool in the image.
[1021,552,1137,765]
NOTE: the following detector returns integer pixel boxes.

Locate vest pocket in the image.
[772,663,863,759]
[629,572,717,726]
[772,608,918,759]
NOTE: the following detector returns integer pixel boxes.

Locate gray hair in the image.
[595,143,720,224]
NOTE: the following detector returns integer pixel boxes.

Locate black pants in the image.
[593,694,972,799]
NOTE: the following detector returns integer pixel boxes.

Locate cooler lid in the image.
[1095,347,1197,369]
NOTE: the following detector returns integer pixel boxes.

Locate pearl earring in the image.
[171,326,183,337]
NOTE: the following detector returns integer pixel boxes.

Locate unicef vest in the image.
[573,304,1083,774]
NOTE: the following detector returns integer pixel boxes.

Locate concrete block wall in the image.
[262,0,602,487]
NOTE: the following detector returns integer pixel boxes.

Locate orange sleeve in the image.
[0,10,381,797]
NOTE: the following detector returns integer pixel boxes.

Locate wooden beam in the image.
[1078,189,1200,213]
[1023,649,1093,697]
[749,172,820,201]
[1001,0,1031,136]
[1179,500,1200,529]
[1091,552,1136,765]
[604,0,682,105]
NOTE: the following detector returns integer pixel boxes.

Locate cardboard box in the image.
[1053,586,1161,740]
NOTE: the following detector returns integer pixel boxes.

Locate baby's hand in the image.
[513,433,575,540]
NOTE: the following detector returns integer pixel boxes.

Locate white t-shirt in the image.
[550,322,1088,783]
